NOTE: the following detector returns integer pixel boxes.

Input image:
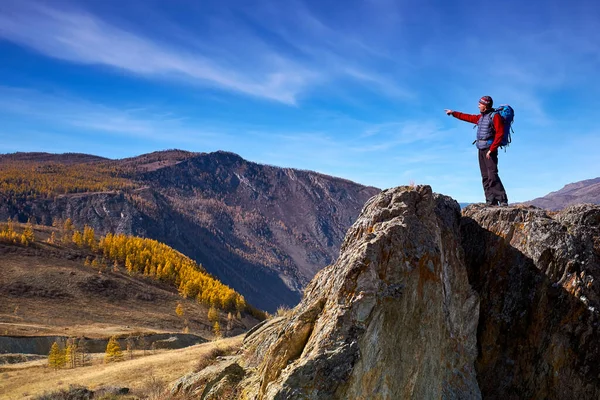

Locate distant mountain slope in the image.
[0,223,258,339]
[0,152,108,164]
[524,177,600,210]
[0,150,380,311]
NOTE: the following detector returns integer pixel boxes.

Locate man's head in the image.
[478,95,493,112]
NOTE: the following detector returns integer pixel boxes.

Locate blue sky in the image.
[0,0,598,203]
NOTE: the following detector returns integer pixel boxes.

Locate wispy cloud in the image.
[0,0,414,104]
[0,86,225,146]
[0,2,317,104]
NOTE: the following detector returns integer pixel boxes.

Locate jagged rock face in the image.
[237,185,481,399]
[462,204,600,399]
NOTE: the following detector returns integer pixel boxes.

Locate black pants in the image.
[478,149,508,205]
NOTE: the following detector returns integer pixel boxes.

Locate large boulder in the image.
[238,185,481,399]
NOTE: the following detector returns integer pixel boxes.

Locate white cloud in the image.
[0,0,417,105]
[0,2,317,104]
[0,87,225,146]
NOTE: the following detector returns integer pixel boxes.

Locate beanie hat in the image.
[479,95,493,108]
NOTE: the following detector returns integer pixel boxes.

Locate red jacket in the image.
[451,111,504,152]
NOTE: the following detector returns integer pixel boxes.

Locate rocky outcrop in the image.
[173,188,600,399]
[171,356,245,398]
[462,203,600,399]
[178,186,481,399]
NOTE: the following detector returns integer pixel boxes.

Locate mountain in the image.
[525,177,600,210]
[0,150,380,312]
[170,186,600,399]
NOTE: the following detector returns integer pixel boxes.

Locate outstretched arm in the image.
[445,110,480,124]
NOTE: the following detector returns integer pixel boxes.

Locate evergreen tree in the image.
[104,336,124,363]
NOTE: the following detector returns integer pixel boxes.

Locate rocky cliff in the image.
[170,186,600,399]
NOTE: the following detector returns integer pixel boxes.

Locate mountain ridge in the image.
[0,150,380,312]
[525,176,600,210]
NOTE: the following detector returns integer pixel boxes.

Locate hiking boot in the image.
[499,202,508,207]
[485,200,498,206]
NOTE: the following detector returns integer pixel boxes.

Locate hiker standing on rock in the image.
[445,96,509,206]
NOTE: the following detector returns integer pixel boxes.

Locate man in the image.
[445,96,508,206]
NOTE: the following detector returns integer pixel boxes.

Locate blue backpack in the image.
[491,105,515,148]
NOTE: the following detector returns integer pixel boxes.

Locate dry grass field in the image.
[0,336,243,399]
[0,223,260,398]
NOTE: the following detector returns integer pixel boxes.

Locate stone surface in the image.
[462,203,600,399]
[237,185,481,399]
[170,356,245,399]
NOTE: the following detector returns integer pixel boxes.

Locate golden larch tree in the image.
[176,303,184,317]
[104,336,124,363]
[48,342,66,370]
[213,321,221,338]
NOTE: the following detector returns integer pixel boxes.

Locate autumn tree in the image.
[227,312,234,336]
[94,232,251,314]
[83,225,96,249]
[47,231,57,244]
[62,218,74,243]
[72,230,83,247]
[104,336,124,363]
[176,303,184,317]
[21,219,34,246]
[207,306,219,324]
[213,321,221,338]
[65,338,77,369]
[48,342,66,370]
[0,218,19,244]
[125,256,134,275]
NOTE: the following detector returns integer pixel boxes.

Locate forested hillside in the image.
[0,150,379,311]
[0,220,262,339]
